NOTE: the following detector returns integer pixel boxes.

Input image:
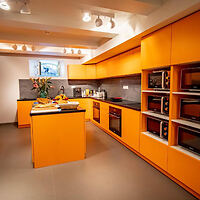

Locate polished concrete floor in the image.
[0,122,197,200]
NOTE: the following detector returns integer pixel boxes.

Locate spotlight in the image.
[71,49,74,54]
[82,12,91,22]
[22,44,27,51]
[109,18,115,29]
[63,48,66,54]
[0,1,10,10]
[12,44,18,50]
[95,16,103,27]
[78,49,81,54]
[20,0,31,15]
[31,45,35,51]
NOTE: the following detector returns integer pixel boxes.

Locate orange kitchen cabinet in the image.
[122,108,141,151]
[171,11,200,64]
[100,102,109,131]
[68,64,96,79]
[168,146,200,195]
[118,47,141,75]
[68,64,86,79]
[68,98,90,120]
[141,25,172,69]
[17,100,35,128]
[140,132,168,170]
[85,65,96,79]
[96,62,108,79]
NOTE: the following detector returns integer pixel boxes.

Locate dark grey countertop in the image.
[18,97,141,111]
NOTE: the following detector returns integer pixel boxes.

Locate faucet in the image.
[58,85,65,95]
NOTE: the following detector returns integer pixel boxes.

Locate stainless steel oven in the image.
[93,101,100,123]
[109,106,121,137]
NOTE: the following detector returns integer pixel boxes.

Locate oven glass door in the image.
[181,68,200,90]
[93,107,100,123]
[180,98,200,122]
[178,126,200,155]
[109,113,121,137]
[148,96,162,113]
[148,72,163,89]
[147,117,161,136]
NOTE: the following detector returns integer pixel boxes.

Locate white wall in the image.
[0,55,80,123]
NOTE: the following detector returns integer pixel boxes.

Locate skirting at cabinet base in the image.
[89,120,200,200]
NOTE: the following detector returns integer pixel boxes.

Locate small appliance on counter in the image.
[148,69,170,90]
[73,88,82,98]
[110,97,123,102]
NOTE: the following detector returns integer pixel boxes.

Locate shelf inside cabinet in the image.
[170,145,200,160]
[142,111,169,120]
[141,132,168,145]
[172,91,200,96]
[142,90,170,94]
[171,119,200,129]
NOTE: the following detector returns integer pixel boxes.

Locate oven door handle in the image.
[109,113,121,119]
[160,121,163,138]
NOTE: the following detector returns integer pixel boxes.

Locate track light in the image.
[95,16,103,27]
[22,44,27,51]
[20,0,31,15]
[109,18,115,29]
[12,44,18,50]
[0,0,10,10]
[82,12,91,22]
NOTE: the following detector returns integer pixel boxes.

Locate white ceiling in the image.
[0,0,167,49]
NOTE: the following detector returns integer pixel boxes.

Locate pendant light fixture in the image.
[0,0,10,10]
[22,44,27,51]
[12,44,18,50]
[20,0,31,15]
[109,17,115,29]
[82,12,91,22]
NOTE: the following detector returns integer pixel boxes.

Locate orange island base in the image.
[30,108,86,168]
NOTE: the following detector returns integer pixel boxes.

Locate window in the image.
[29,59,62,77]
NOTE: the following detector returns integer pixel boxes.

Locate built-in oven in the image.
[181,67,200,92]
[147,117,168,140]
[148,70,170,90]
[148,95,169,115]
[180,97,200,123]
[178,126,200,155]
[93,101,100,123]
[109,106,121,137]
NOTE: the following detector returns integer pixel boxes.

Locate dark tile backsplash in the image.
[19,75,141,102]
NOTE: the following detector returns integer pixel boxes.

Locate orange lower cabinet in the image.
[140,132,168,170]
[168,146,200,194]
[122,108,141,151]
[100,102,109,131]
[31,112,86,168]
[17,100,35,128]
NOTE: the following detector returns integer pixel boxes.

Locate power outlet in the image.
[123,85,129,90]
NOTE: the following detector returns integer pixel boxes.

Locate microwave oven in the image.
[180,98,200,123]
[181,67,200,91]
[178,126,200,155]
[148,70,170,90]
[148,95,169,115]
[147,117,168,140]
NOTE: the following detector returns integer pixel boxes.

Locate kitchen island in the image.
[30,108,86,168]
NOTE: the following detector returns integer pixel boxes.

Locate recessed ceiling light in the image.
[95,16,103,27]
[20,0,31,15]
[109,18,115,29]
[0,1,10,10]
[82,12,91,22]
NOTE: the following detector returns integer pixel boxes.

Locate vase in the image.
[39,91,48,98]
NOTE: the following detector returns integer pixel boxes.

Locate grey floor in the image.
[0,122,197,200]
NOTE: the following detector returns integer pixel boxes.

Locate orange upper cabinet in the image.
[68,64,96,79]
[96,47,141,79]
[141,25,172,69]
[171,11,200,64]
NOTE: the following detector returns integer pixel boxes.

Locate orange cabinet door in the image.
[119,47,141,75]
[141,25,172,69]
[171,11,200,64]
[122,108,141,151]
[17,100,35,127]
[100,102,109,131]
[168,146,200,195]
[96,62,108,79]
[140,132,168,170]
[85,65,96,79]
[68,64,86,79]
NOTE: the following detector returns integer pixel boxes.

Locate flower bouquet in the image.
[30,78,54,98]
